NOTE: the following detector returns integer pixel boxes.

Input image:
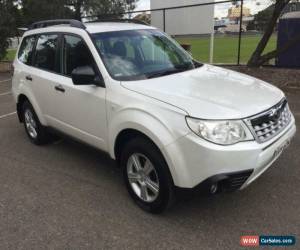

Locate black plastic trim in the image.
[176,169,254,195]
[86,18,149,26]
[29,19,86,30]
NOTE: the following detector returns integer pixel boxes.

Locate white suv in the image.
[12,19,296,213]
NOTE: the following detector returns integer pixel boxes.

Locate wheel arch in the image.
[113,127,177,185]
[114,128,158,164]
[109,114,174,162]
[111,125,180,187]
[16,93,47,125]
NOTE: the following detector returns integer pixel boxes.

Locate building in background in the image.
[228,5,251,23]
[213,5,253,33]
[150,0,214,36]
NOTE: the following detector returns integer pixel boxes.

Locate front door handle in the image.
[26,75,33,81]
[54,85,65,93]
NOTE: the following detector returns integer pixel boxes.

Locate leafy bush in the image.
[0,0,16,60]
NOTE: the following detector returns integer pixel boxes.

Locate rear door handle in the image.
[55,85,65,93]
[26,75,33,81]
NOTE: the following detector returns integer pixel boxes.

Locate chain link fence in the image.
[84,0,278,66]
[1,0,283,71]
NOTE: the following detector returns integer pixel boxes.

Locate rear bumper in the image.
[164,117,296,189]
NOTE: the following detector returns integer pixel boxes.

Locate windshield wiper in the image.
[147,68,187,79]
[193,60,203,68]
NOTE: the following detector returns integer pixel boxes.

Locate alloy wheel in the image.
[24,109,38,139]
[126,153,160,203]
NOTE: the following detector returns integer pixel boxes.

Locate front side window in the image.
[62,35,95,77]
[34,34,60,73]
[92,29,199,81]
[18,36,36,65]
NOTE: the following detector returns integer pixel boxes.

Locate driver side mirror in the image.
[71,66,105,87]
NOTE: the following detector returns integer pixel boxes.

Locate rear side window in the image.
[18,36,36,65]
[34,34,60,73]
[62,35,95,76]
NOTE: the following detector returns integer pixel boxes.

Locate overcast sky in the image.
[136,0,273,18]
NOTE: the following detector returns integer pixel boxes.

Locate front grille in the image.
[246,99,291,143]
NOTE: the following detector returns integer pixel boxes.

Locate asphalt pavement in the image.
[0,75,299,250]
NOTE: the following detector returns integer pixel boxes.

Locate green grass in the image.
[176,34,277,64]
[3,49,17,61]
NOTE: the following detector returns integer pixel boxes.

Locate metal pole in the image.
[163,9,166,32]
[237,0,244,65]
[209,7,215,64]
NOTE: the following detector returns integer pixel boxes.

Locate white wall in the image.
[151,0,214,36]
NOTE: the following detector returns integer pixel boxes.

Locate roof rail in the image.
[29,19,86,30]
[86,18,149,26]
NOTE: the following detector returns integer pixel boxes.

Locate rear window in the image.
[18,36,36,65]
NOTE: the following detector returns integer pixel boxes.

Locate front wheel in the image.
[121,137,175,213]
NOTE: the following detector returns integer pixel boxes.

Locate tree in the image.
[247,0,300,67]
[247,5,275,32]
[21,0,74,26]
[134,12,151,24]
[0,0,17,60]
[65,0,138,21]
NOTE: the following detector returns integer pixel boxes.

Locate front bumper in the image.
[164,117,296,189]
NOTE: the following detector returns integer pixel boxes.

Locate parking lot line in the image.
[0,91,11,96]
[0,78,12,84]
[0,112,17,119]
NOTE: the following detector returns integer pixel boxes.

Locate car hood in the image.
[121,64,284,119]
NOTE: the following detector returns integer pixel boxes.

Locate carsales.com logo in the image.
[240,235,296,247]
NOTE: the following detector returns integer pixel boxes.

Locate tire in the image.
[22,101,51,145]
[120,137,175,213]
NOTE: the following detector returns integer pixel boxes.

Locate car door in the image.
[27,33,63,123]
[45,34,108,151]
[15,35,37,91]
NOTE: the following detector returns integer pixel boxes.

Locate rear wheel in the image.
[120,137,175,213]
[22,101,51,145]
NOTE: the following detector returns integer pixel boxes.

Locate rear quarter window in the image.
[18,35,36,65]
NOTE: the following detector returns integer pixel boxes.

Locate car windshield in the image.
[92,29,202,81]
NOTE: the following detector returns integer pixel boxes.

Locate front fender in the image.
[108,107,190,187]
[109,108,176,157]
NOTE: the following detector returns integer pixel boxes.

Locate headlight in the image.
[186,117,254,145]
